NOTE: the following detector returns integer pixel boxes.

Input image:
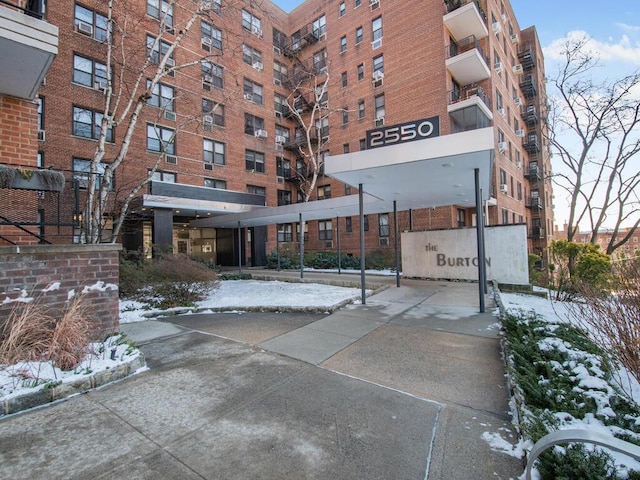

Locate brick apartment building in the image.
[0,0,554,268]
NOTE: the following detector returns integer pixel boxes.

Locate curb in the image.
[1,353,146,416]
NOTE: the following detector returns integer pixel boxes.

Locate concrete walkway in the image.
[0,274,524,479]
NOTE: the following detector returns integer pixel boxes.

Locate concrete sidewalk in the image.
[0,275,523,479]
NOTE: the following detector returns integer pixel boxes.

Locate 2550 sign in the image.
[366,116,440,150]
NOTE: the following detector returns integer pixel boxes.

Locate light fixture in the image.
[175,210,181,214]
[442,162,454,168]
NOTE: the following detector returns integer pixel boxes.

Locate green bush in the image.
[365,249,397,270]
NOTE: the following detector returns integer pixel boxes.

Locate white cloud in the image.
[544,30,640,66]
[616,22,640,33]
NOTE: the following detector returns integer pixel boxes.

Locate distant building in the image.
[556,223,640,259]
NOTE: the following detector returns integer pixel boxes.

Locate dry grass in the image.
[48,298,93,370]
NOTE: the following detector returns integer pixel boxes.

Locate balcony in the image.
[528,226,545,239]
[526,195,544,210]
[443,0,488,43]
[445,35,491,85]
[521,104,538,125]
[522,133,540,153]
[0,0,58,99]
[519,74,537,99]
[284,23,319,57]
[524,162,542,181]
[448,84,493,132]
[517,43,535,71]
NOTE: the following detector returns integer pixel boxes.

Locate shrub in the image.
[365,249,397,270]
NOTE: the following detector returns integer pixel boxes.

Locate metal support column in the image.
[393,200,400,288]
[299,213,304,279]
[359,184,366,304]
[336,216,341,274]
[237,221,242,273]
[276,224,281,271]
[409,208,414,231]
[474,168,486,313]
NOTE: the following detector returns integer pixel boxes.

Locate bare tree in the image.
[79,0,251,243]
[548,35,640,255]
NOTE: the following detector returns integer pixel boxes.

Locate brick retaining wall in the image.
[0,244,121,337]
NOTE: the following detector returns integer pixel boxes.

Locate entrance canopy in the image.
[191,127,495,229]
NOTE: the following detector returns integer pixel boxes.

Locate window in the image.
[357,63,364,80]
[341,71,348,87]
[276,158,291,178]
[317,185,331,200]
[74,158,110,190]
[273,60,287,85]
[73,55,108,88]
[274,93,287,116]
[457,209,465,227]
[374,94,385,120]
[146,35,173,65]
[242,44,263,66]
[372,16,383,44]
[496,90,503,111]
[245,150,265,173]
[501,208,509,225]
[205,0,221,13]
[202,99,225,127]
[37,97,44,131]
[379,213,390,237]
[273,28,288,51]
[147,0,173,28]
[201,21,222,50]
[499,168,507,190]
[339,2,346,16]
[242,10,262,35]
[373,54,384,75]
[356,26,363,44]
[343,143,350,153]
[355,0,362,6]
[204,178,226,189]
[37,152,43,168]
[243,78,263,105]
[517,181,522,201]
[147,80,175,111]
[319,220,333,241]
[498,129,505,144]
[359,138,366,150]
[202,61,223,89]
[345,217,353,233]
[313,49,327,72]
[73,107,113,142]
[358,100,365,119]
[247,185,266,196]
[345,185,352,195]
[275,124,290,141]
[203,139,225,165]
[340,36,347,53]
[342,109,349,125]
[74,4,110,42]
[510,176,514,197]
[278,224,293,242]
[312,15,326,37]
[150,170,176,183]
[315,117,329,140]
[363,215,369,231]
[146,124,175,154]
[244,113,265,136]
[277,190,292,206]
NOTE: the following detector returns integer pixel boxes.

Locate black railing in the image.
[444,0,487,22]
[445,34,489,66]
[449,84,492,110]
[0,0,44,19]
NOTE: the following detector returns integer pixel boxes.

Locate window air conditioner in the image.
[251,25,262,37]
[512,64,524,75]
[273,46,281,55]
[371,38,382,50]
[202,37,212,46]
[497,141,507,152]
[77,21,93,36]
[510,34,519,44]
[165,155,177,165]
[498,108,505,117]
[375,117,385,127]
[252,62,264,71]
[276,176,284,184]
[492,22,502,34]
[164,110,176,121]
[255,129,268,139]
[370,0,380,9]
[275,135,286,144]
[514,97,523,106]
[244,93,254,101]
[203,115,214,124]
[165,57,175,67]
[515,129,525,138]
[94,80,107,91]
[494,61,503,74]
[500,183,508,193]
[379,237,389,246]
[373,71,384,80]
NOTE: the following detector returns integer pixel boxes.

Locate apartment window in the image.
[73,158,109,190]
[501,208,509,225]
[277,190,292,206]
[343,143,350,153]
[341,71,348,87]
[273,61,287,86]
[498,129,505,144]
[73,55,108,88]
[510,176,514,197]
[315,117,329,140]
[499,168,507,190]
[356,26,363,44]
[276,158,291,178]
[296,223,309,242]
[496,90,503,111]
[373,54,384,75]
[241,10,262,35]
[247,185,266,196]
[517,181,522,201]
[205,0,221,13]
[318,220,333,241]
[345,217,352,233]
[358,100,365,119]
[203,139,225,165]
[202,99,225,127]
[363,215,369,231]
[313,48,327,72]
[374,94,385,120]
[204,178,226,189]
[74,4,110,42]
[243,79,263,105]
[245,149,265,173]
[378,213,390,237]
[273,28,288,51]
[242,44,263,66]
[146,124,175,154]
[274,93,287,116]
[372,16,383,42]
[457,209,465,227]
[201,21,222,50]
[340,36,347,53]
[312,14,326,37]
[146,80,174,111]
[244,113,265,136]
[357,63,364,80]
[73,107,113,142]
[37,97,44,131]
[278,224,293,242]
[202,61,223,89]
[359,139,366,150]
[342,109,349,125]
[37,152,43,168]
[150,170,176,183]
[147,0,173,28]
[345,185,352,195]
[355,0,362,6]
[146,35,173,65]
[339,2,346,16]
[275,124,290,142]
[317,185,331,200]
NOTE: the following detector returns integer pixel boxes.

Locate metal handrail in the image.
[525,429,640,480]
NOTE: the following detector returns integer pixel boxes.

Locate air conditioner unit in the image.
[251,25,262,37]
[76,21,93,36]
[375,117,385,127]
[512,64,524,75]
[203,114,214,124]
[273,46,281,55]
[371,38,382,50]
[164,110,176,121]
[165,57,175,67]
[202,37,212,46]
[204,163,213,171]
[373,71,384,80]
[275,110,282,118]
[501,13,507,23]
[497,141,507,152]
[274,78,281,86]
[514,97,523,106]
[275,135,286,144]
[516,160,522,169]
[498,108,505,117]
[370,0,380,9]
[276,176,284,184]
[492,22,502,34]
[255,129,268,139]
[204,74,214,84]
[510,34,519,44]
[244,93,253,101]
[165,155,177,164]
[252,62,263,71]
[325,241,334,248]
[515,129,525,137]
[500,183,508,193]
[494,62,503,74]
[37,130,45,141]
[94,80,107,91]
[379,237,389,246]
